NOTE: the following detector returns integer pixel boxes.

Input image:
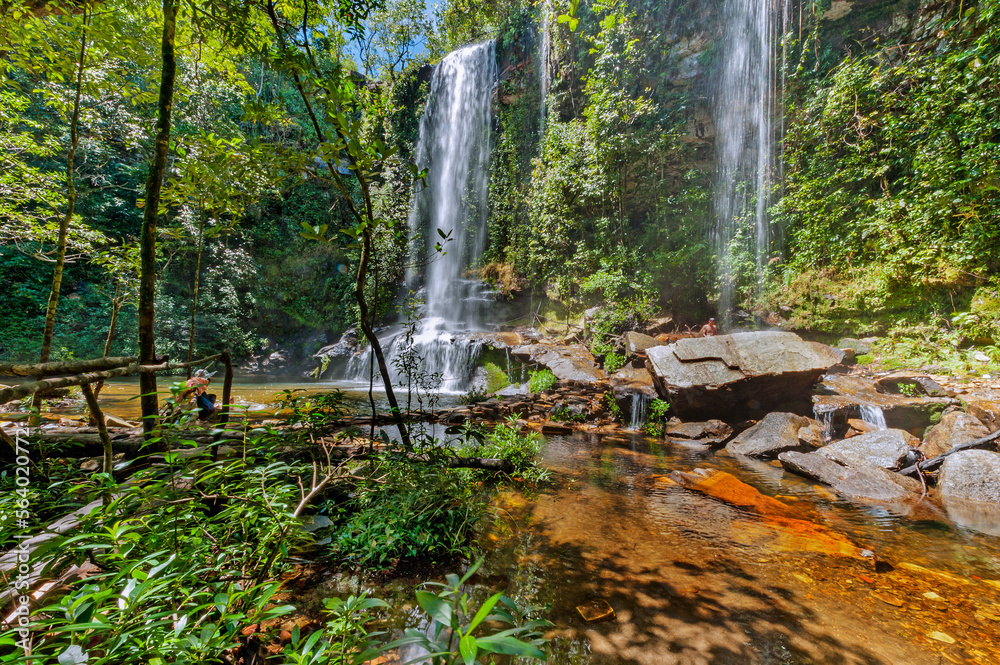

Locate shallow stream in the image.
[344,431,1000,665]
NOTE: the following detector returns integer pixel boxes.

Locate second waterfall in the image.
[346,42,498,393]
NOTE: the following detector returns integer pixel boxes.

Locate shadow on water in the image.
[473,431,1000,665]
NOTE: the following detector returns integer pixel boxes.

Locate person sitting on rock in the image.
[185,369,220,420]
[699,318,718,337]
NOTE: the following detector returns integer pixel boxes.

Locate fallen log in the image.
[0,356,138,378]
[0,355,222,406]
[898,427,1000,477]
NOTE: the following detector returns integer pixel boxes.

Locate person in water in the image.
[700,318,718,337]
[185,369,219,420]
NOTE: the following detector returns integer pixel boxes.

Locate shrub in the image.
[528,369,557,392]
[604,352,625,373]
[642,398,672,435]
[484,361,510,393]
[330,464,481,567]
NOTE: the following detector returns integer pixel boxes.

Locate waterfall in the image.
[346,42,498,394]
[539,0,550,133]
[628,394,651,430]
[713,0,789,326]
[858,404,888,430]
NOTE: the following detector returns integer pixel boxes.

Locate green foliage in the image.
[642,398,671,436]
[528,368,557,393]
[483,361,510,393]
[775,2,1000,312]
[329,463,482,567]
[383,560,551,665]
[461,418,548,484]
[603,352,624,373]
[280,594,389,665]
[549,404,586,423]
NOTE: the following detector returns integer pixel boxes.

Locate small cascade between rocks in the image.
[345,42,498,394]
[628,394,651,431]
[858,404,888,430]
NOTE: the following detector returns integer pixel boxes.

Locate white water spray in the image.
[347,42,497,393]
[858,404,888,430]
[713,0,790,326]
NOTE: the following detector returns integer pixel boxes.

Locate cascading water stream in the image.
[346,42,498,394]
[539,0,550,134]
[713,0,790,326]
[858,404,888,430]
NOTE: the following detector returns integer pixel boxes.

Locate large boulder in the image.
[511,343,605,384]
[645,331,843,419]
[624,331,658,356]
[937,450,1000,503]
[725,412,811,457]
[607,366,656,399]
[816,429,913,469]
[920,411,990,459]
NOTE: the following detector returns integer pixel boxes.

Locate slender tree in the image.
[137,0,177,441]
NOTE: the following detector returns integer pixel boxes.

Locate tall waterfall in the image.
[346,42,497,393]
[713,0,789,326]
[539,0,550,133]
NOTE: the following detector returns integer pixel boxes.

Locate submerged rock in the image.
[725,412,811,457]
[817,429,914,469]
[938,449,1000,503]
[511,343,605,384]
[778,450,919,501]
[645,331,843,419]
[920,411,990,458]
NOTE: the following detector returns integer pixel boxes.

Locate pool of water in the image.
[12,376,462,421]
[323,430,1000,664]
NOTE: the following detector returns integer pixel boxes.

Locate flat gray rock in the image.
[778,451,918,501]
[645,331,843,419]
[511,343,605,384]
[726,412,810,457]
[920,411,990,458]
[938,450,1000,503]
[817,429,912,469]
[664,420,733,445]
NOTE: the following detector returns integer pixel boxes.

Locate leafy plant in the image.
[603,352,624,373]
[384,560,551,665]
[642,398,671,436]
[528,369,557,393]
[280,594,389,665]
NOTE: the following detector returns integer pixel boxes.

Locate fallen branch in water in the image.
[898,427,1000,477]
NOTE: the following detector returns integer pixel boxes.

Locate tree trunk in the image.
[186,207,206,377]
[93,285,122,398]
[138,0,178,446]
[79,382,114,503]
[32,8,89,422]
[0,354,222,407]
[355,224,411,449]
[0,356,138,377]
